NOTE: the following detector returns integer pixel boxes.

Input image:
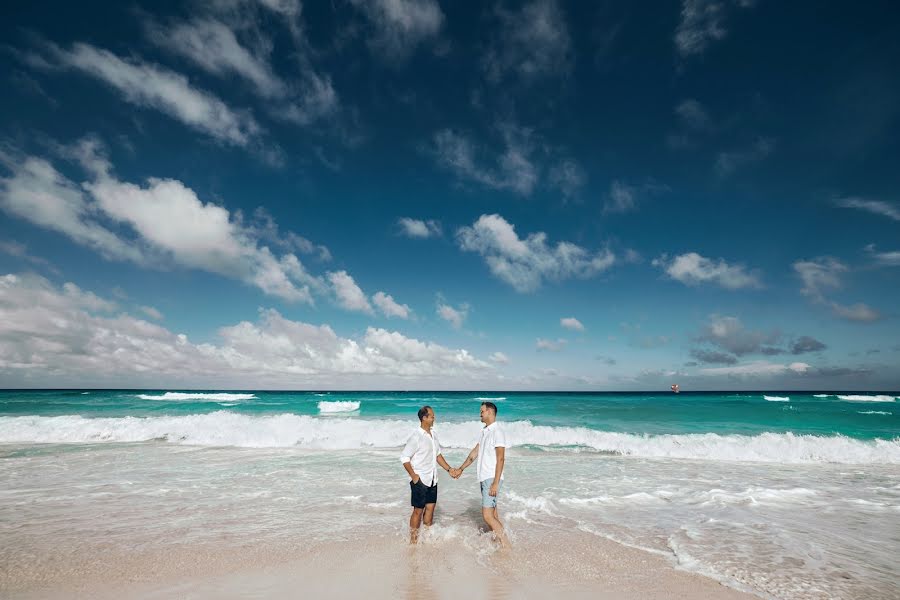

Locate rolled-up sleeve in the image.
[400,433,417,464]
[495,428,507,448]
[435,432,443,456]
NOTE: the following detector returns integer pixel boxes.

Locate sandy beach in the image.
[4,527,756,600]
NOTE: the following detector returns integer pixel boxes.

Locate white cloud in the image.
[0,273,492,387]
[457,214,616,292]
[437,302,468,329]
[793,257,881,322]
[432,127,538,196]
[397,217,442,238]
[864,244,900,267]
[140,305,164,320]
[372,291,411,319]
[699,360,810,377]
[145,16,338,126]
[536,338,567,352]
[560,317,584,331]
[674,0,755,59]
[715,137,774,176]
[489,351,510,364]
[837,197,900,222]
[1,142,320,303]
[328,271,373,314]
[697,315,779,355]
[653,252,762,290]
[548,159,586,198]
[53,42,266,150]
[351,0,444,61]
[675,98,714,131]
[483,0,572,84]
[603,180,669,214]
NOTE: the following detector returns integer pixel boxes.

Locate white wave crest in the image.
[764,395,790,402]
[814,394,831,398]
[838,395,896,402]
[858,411,892,416]
[318,401,360,413]
[474,397,506,401]
[137,392,257,401]
[1,415,899,464]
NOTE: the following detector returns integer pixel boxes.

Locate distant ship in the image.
[670,384,680,393]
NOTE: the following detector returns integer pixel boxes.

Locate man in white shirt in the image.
[455,401,510,548]
[400,406,458,544]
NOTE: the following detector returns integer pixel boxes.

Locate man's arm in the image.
[457,444,479,474]
[402,460,420,484]
[489,447,505,496]
[400,435,420,483]
[436,454,456,478]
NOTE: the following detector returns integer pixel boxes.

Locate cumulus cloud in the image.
[790,336,826,355]
[437,302,468,329]
[0,273,491,387]
[0,141,322,303]
[483,0,572,84]
[328,271,373,314]
[674,0,755,59]
[140,305,164,320]
[457,214,616,292]
[350,0,444,61]
[536,338,567,352]
[696,315,779,356]
[489,351,510,364]
[654,252,762,290]
[372,291,411,319]
[397,217,442,238]
[837,197,900,222]
[560,317,584,331]
[432,127,538,196]
[690,348,738,365]
[793,257,881,322]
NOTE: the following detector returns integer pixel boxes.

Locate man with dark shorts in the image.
[400,406,458,544]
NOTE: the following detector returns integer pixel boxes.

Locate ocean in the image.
[1,390,898,599]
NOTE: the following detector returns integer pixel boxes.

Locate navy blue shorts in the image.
[410,479,438,508]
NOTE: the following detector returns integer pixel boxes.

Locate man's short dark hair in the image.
[418,405,432,421]
[481,401,498,415]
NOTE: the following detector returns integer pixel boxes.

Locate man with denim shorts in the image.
[400,406,458,544]
[456,401,510,548]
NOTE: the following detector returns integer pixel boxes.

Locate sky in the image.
[1,0,899,390]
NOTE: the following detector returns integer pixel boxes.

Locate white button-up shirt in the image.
[476,422,507,483]
[400,427,442,486]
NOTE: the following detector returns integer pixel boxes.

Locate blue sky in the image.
[1,0,899,390]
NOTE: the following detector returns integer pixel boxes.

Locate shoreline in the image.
[4,528,758,600]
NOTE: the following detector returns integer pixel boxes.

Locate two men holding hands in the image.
[399,402,509,548]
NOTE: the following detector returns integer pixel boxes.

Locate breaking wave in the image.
[764,395,790,402]
[1,415,898,464]
[136,392,257,401]
[318,401,360,413]
[837,395,896,403]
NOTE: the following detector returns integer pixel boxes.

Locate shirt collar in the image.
[483,421,497,431]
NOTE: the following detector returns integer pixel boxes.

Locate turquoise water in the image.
[1,389,897,439]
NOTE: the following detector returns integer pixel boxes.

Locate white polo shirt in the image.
[476,422,507,483]
[400,427,442,486]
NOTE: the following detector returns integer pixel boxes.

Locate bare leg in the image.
[409,507,424,544]
[423,502,436,527]
[481,507,510,549]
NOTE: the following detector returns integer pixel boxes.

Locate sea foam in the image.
[318,401,361,413]
[1,415,898,464]
[837,395,896,402]
[764,395,790,402]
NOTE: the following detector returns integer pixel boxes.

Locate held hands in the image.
[449,467,463,479]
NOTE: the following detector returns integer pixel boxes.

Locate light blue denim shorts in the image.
[479,477,502,508]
